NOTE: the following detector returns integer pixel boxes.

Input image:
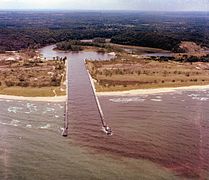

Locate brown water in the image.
[100,92,209,178]
[41,46,209,178]
[1,46,209,179]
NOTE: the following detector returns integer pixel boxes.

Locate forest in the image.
[0,11,209,51]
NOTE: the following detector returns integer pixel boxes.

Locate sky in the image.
[0,0,208,11]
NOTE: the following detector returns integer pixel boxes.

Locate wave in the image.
[0,119,20,127]
[109,97,146,103]
[192,97,209,101]
[40,124,51,129]
[150,99,162,102]
[26,124,32,128]
[8,106,23,113]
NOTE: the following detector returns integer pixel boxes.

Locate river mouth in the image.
[41,46,209,178]
[1,46,209,179]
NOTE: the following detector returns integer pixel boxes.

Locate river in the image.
[0,45,209,179]
[143,52,174,57]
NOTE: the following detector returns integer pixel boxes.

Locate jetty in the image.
[62,58,112,137]
[86,68,113,136]
[62,59,69,137]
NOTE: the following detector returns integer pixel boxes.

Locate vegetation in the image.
[111,32,181,51]
[56,41,84,51]
[86,52,209,92]
[0,11,209,51]
[179,54,209,63]
[0,51,66,96]
[55,40,108,51]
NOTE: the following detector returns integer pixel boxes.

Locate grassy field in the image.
[86,52,209,92]
[0,50,66,97]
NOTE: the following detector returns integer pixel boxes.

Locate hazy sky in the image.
[0,0,208,11]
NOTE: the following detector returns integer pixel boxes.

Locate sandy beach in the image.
[97,84,209,96]
[0,94,66,102]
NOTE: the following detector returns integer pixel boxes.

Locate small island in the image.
[55,39,111,53]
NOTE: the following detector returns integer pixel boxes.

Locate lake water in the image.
[143,52,174,57]
[39,46,209,178]
[1,45,209,179]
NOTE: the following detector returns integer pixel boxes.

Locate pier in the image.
[62,59,69,137]
[86,67,113,136]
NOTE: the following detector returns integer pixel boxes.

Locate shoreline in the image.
[0,94,66,102]
[0,49,68,102]
[96,84,209,96]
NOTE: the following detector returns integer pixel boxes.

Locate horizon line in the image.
[0,9,208,13]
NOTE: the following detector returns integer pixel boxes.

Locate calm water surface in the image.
[0,46,209,179]
[143,52,174,57]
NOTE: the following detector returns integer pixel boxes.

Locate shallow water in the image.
[99,90,209,178]
[143,52,174,57]
[1,99,150,180]
[1,46,209,179]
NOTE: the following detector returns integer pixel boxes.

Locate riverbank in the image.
[97,84,209,96]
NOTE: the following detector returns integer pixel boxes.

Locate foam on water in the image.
[150,99,162,102]
[10,119,20,127]
[58,104,64,109]
[40,124,51,129]
[109,97,146,103]
[0,121,8,126]
[1,99,64,133]
[192,97,209,101]
[6,100,12,102]
[8,106,23,113]
[187,93,209,101]
[188,94,200,97]
[26,124,32,128]
[0,119,20,127]
[156,96,162,99]
[43,107,55,114]
[26,103,37,113]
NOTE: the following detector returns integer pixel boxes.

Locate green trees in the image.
[56,41,83,51]
[111,32,181,51]
[0,11,208,52]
